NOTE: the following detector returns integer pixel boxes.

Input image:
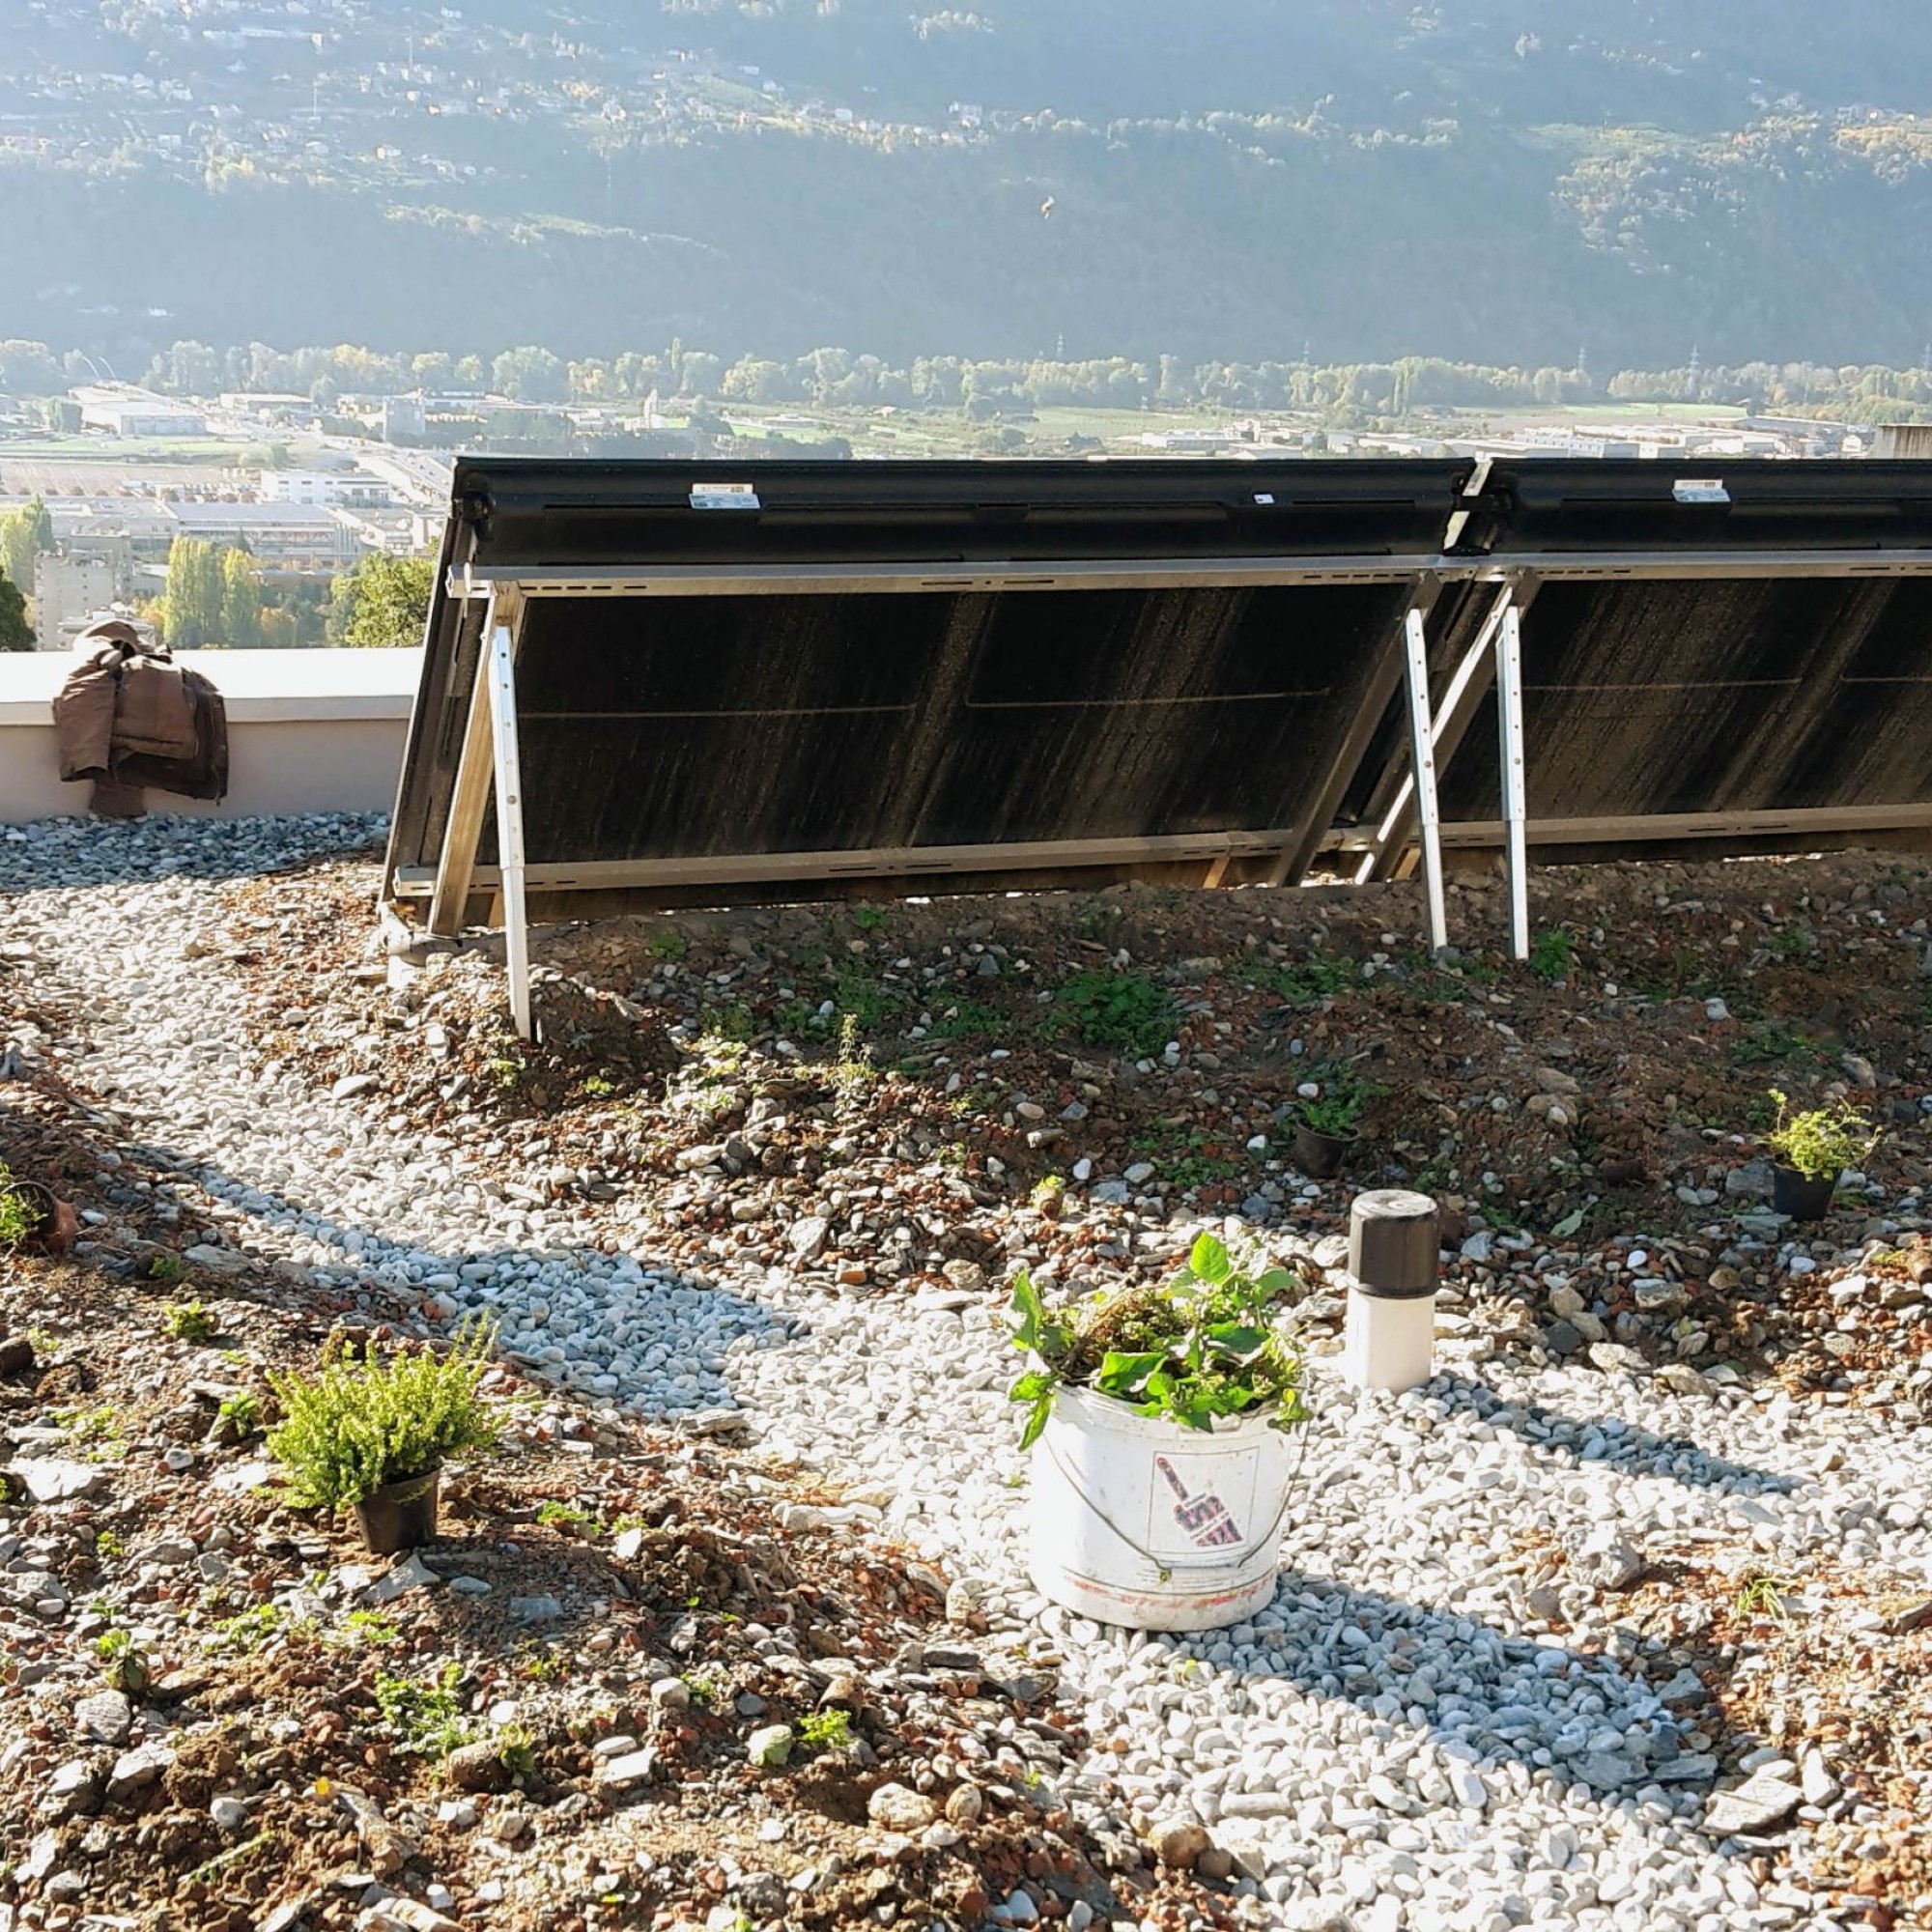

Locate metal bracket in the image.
[1400,608,1449,954]
[1496,604,1530,960]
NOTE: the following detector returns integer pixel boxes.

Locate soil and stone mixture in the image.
[5,814,1932,1932]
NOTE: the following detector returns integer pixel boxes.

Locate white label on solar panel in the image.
[690,483,761,511]
[1253,493,1276,505]
[1673,478,1730,504]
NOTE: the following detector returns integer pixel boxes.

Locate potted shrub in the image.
[1764,1089,1880,1222]
[1292,1069,1377,1179]
[1007,1234,1310,1632]
[267,1321,498,1553]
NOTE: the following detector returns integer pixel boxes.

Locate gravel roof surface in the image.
[3,811,1931,1932]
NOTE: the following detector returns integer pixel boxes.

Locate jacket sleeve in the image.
[50,651,121,783]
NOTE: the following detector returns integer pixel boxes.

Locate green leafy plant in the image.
[496,1721,538,1779]
[146,1252,186,1284]
[1297,1067,1380,1139]
[647,926,689,961]
[536,1499,600,1535]
[374,1661,471,1758]
[1047,968,1178,1058]
[96,1627,152,1694]
[217,1391,263,1438]
[797,1708,853,1751]
[1765,1091,1880,1181]
[55,1403,121,1445]
[0,1164,34,1251]
[1250,955,1357,1005]
[1007,1234,1310,1449]
[94,1529,125,1560]
[1030,1175,1066,1210]
[162,1299,218,1344]
[266,1320,497,1511]
[1528,927,1577,982]
[832,1011,873,1113]
[210,1604,285,1655]
[581,1072,618,1099]
[851,905,889,933]
[682,1670,723,1709]
[344,1609,402,1646]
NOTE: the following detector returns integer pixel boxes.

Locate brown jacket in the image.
[53,623,229,803]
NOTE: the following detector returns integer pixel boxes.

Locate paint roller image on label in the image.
[1150,1452,1254,1553]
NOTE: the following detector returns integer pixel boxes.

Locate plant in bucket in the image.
[1008,1233,1310,1633]
[267,1320,498,1554]
[1763,1089,1879,1222]
[1291,1066,1378,1179]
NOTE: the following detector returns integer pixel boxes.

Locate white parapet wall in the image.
[0,648,421,826]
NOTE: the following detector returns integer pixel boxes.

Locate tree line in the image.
[6,336,1932,425]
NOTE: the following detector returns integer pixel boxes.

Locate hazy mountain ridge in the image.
[4,0,1930,368]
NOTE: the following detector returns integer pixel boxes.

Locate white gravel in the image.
[8,812,1931,1932]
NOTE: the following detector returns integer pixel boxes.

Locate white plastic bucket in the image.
[1026,1384,1295,1632]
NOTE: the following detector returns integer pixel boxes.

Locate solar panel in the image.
[384,456,1932,1037]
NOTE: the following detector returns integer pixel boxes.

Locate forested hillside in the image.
[4,0,1931,367]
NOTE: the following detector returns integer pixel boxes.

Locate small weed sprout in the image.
[536,1499,600,1534]
[55,1403,121,1445]
[1047,968,1177,1059]
[496,1722,538,1779]
[581,1071,618,1099]
[96,1628,152,1694]
[647,926,689,961]
[146,1252,186,1284]
[373,1661,471,1758]
[217,1391,262,1438]
[344,1610,401,1647]
[162,1300,218,1344]
[833,1011,873,1115]
[797,1709,853,1751]
[1765,1091,1880,1181]
[1733,1573,1791,1623]
[1030,1175,1065,1211]
[851,904,889,933]
[682,1671,723,1710]
[209,1604,285,1655]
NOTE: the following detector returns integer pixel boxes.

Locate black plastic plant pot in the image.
[1771,1165,1837,1222]
[354,1468,440,1555]
[1293,1121,1357,1179]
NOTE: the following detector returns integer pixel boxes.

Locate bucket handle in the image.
[1039,1423,1308,1586]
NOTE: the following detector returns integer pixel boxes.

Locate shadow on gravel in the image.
[1439,1374,1799,1495]
[59,1120,792,1416]
[0,816,384,895]
[1217,1572,1717,1809]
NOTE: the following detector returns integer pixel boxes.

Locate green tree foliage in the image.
[160,538,225,651]
[329,554,435,650]
[0,570,32,652]
[0,496,55,595]
[219,547,263,649]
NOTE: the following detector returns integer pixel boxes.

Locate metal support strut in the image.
[486,613,534,1041]
[1496,604,1530,960]
[1400,608,1449,955]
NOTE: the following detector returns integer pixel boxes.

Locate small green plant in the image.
[55,1403,121,1445]
[929,999,1004,1040]
[832,1011,873,1114]
[1251,955,1357,1005]
[1768,925,1817,961]
[1298,1067,1380,1139]
[797,1708,853,1751]
[162,1299,218,1344]
[484,1054,523,1094]
[682,1670,723,1709]
[1765,1091,1880,1181]
[217,1391,263,1438]
[851,904,889,933]
[0,1164,33,1251]
[146,1252,186,1284]
[536,1499,600,1534]
[373,1661,471,1758]
[518,1644,563,1682]
[1030,1175,1065,1211]
[210,1604,285,1655]
[1008,1233,1310,1449]
[697,1001,757,1043]
[1733,1572,1791,1623]
[581,1072,618,1099]
[96,1628,152,1694]
[496,1722,538,1779]
[1528,927,1577,982]
[266,1320,497,1512]
[647,926,689,961]
[94,1529,125,1560]
[1047,968,1178,1059]
[344,1609,402,1647]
